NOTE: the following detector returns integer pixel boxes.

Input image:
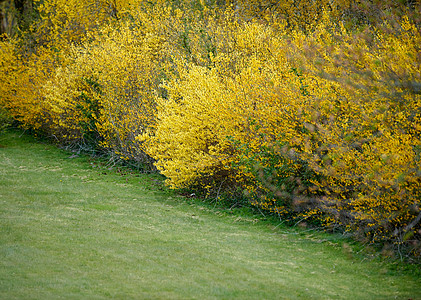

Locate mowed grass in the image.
[0,130,420,299]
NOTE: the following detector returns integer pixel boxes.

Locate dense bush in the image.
[0,0,420,259]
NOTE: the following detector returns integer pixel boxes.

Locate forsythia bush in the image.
[0,0,419,259]
[298,16,421,247]
[43,21,162,166]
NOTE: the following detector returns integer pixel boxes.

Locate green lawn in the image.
[0,129,420,299]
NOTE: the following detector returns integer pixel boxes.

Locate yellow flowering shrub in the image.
[34,0,118,47]
[0,0,113,134]
[0,39,16,131]
[295,15,421,249]
[144,7,420,255]
[0,40,62,133]
[42,19,165,168]
[145,21,329,196]
[0,39,18,116]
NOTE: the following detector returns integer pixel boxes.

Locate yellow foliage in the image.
[42,19,163,165]
[145,11,420,250]
[34,0,118,47]
[0,39,18,113]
